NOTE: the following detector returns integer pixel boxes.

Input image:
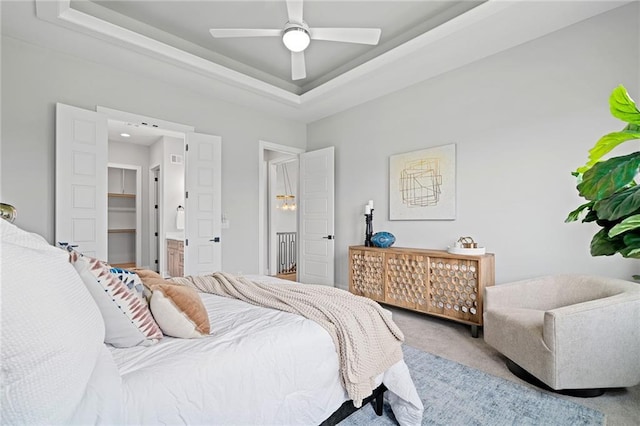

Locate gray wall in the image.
[1,36,306,274]
[307,4,640,288]
[2,4,639,285]
[161,136,186,237]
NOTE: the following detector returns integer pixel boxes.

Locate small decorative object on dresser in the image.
[371,232,396,248]
[349,245,495,337]
[447,236,486,255]
[363,200,374,246]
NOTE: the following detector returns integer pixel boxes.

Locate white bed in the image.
[111,283,423,425]
[1,219,423,425]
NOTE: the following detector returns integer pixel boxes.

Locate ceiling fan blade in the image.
[291,51,306,81]
[209,29,282,38]
[286,0,304,24]
[310,28,381,45]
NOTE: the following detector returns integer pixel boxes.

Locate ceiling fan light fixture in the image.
[282,26,310,52]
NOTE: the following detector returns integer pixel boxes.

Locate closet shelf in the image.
[108,229,136,234]
[108,207,136,212]
[108,193,136,198]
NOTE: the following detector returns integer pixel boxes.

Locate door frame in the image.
[258,140,304,276]
[149,165,162,273]
[96,106,194,135]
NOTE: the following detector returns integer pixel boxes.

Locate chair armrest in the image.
[542,292,640,386]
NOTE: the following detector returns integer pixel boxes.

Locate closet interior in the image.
[107,166,138,268]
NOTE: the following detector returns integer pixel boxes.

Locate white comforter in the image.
[110,278,423,425]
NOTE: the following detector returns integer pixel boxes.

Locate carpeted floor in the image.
[341,345,604,426]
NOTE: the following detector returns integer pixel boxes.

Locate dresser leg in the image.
[471,325,479,338]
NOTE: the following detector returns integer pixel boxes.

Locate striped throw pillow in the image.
[69,250,162,348]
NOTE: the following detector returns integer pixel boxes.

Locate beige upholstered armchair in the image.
[484,275,640,396]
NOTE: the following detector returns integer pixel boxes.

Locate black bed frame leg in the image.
[373,389,384,416]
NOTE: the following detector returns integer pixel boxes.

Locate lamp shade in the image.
[283,27,310,52]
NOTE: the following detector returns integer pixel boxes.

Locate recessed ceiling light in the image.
[120,133,131,138]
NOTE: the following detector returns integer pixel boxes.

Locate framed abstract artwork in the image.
[389,143,456,220]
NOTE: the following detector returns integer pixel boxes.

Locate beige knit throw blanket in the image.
[169,272,404,407]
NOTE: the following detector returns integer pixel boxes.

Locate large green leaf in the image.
[590,228,625,256]
[610,85,640,125]
[575,127,640,175]
[623,232,640,247]
[619,233,640,258]
[578,152,640,200]
[620,247,640,258]
[608,214,640,237]
[565,201,594,222]
[594,185,640,221]
[583,210,599,223]
[623,249,640,259]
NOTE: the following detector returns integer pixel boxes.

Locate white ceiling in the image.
[75,0,484,94]
[2,0,632,123]
[108,119,166,146]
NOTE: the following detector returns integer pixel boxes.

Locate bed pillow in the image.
[69,250,163,347]
[110,267,147,301]
[149,283,210,338]
[1,220,123,424]
[132,268,163,280]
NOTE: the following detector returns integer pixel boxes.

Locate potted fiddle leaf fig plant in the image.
[566,85,640,259]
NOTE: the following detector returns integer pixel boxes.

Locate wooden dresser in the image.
[349,245,495,337]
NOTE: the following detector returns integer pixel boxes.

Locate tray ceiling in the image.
[78,1,484,94]
[3,0,631,122]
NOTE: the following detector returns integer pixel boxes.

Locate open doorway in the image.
[259,142,336,286]
[56,103,222,278]
[270,157,299,280]
[106,117,185,277]
[258,141,304,278]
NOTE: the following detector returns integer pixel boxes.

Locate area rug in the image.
[341,345,605,425]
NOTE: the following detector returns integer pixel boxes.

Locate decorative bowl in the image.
[371,231,396,248]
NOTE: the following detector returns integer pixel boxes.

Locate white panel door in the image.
[184,132,222,275]
[298,147,335,286]
[55,103,108,260]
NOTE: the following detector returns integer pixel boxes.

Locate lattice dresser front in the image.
[348,246,495,337]
[349,247,385,302]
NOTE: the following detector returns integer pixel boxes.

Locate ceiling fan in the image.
[209,0,382,81]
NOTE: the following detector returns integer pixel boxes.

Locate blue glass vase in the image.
[371,231,395,248]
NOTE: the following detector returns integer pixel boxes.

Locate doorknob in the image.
[322,235,334,240]
[209,237,221,243]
